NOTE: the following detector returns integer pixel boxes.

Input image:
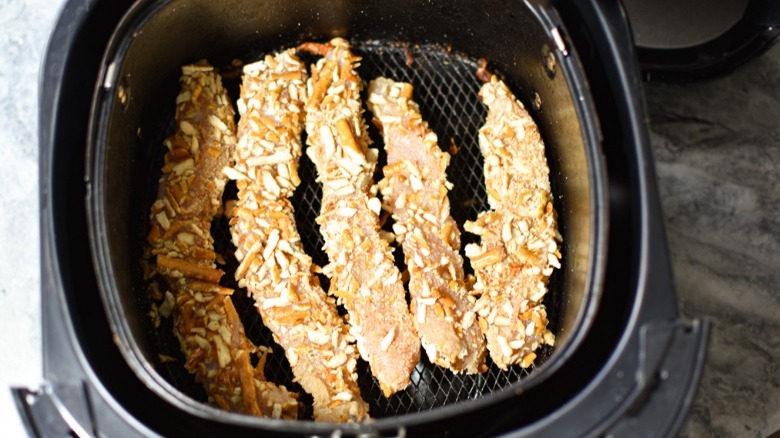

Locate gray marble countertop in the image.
[646,47,780,436]
[0,1,778,436]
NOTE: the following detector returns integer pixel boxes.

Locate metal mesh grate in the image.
[147,41,556,420]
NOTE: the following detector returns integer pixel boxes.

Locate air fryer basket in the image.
[88,0,604,430]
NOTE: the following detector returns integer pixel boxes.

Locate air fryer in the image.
[15,0,710,436]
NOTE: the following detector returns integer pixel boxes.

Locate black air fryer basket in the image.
[16,0,710,436]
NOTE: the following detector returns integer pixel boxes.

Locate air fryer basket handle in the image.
[12,383,96,437]
[605,320,711,436]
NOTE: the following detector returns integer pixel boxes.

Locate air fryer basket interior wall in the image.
[88,0,604,431]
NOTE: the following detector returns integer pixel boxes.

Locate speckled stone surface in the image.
[0,0,64,436]
[1,1,779,436]
[646,43,780,437]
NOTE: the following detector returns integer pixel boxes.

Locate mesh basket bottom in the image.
[148,41,556,420]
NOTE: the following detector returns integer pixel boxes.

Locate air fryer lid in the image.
[87,0,605,431]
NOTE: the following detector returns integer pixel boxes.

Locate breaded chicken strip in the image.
[464,75,560,370]
[147,63,298,418]
[368,77,486,374]
[227,50,369,422]
[302,39,421,396]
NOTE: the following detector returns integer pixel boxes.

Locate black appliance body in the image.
[15,0,710,436]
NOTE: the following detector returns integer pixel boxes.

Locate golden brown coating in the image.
[147,64,298,418]
[227,50,369,422]
[302,39,421,396]
[367,77,487,374]
[464,75,560,370]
